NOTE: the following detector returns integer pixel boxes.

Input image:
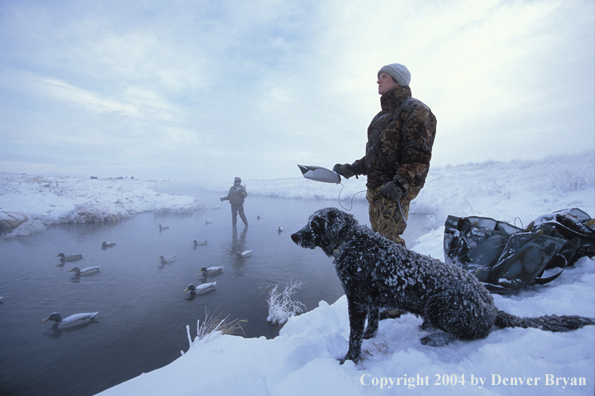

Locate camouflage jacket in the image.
[351,86,437,192]
[222,184,247,205]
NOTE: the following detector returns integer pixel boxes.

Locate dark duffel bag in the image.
[444,208,595,294]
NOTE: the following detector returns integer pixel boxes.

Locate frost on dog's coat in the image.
[291,207,595,363]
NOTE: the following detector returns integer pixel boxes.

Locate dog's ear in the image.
[325,209,348,241]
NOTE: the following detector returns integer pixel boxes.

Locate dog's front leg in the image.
[364,307,379,339]
[341,301,367,364]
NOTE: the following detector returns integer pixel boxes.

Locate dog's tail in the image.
[495,310,595,332]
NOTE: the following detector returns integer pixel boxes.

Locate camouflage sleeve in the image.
[393,103,437,190]
[221,186,233,200]
[351,156,367,176]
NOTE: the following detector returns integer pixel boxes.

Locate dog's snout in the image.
[290,232,300,244]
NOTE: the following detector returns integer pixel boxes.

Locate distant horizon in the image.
[3,149,592,185]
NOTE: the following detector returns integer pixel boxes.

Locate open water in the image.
[0,188,430,396]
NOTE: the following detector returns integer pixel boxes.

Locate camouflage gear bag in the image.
[444,208,595,294]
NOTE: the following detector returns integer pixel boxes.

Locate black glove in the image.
[379,181,405,201]
[333,163,355,179]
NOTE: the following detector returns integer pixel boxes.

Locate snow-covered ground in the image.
[2,151,594,395]
[0,174,204,237]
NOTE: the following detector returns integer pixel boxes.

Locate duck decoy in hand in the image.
[159,255,177,264]
[55,253,84,262]
[68,266,101,276]
[158,224,169,231]
[184,282,216,295]
[198,266,223,275]
[192,240,208,247]
[42,312,99,329]
[102,241,116,249]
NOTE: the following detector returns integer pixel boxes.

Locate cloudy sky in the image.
[0,0,593,185]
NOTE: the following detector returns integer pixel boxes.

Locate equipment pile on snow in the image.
[444,208,595,294]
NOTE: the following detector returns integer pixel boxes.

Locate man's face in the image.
[377,72,399,95]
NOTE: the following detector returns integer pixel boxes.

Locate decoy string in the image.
[337,183,367,211]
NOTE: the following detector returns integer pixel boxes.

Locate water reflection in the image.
[43,320,99,338]
[230,226,248,254]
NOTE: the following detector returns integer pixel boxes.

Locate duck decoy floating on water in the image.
[278,227,283,233]
[237,250,252,258]
[198,266,223,275]
[192,240,208,247]
[159,255,177,264]
[68,266,101,276]
[158,225,169,231]
[42,312,99,329]
[205,220,213,225]
[184,282,217,295]
[257,215,261,220]
[102,241,116,249]
[55,253,84,262]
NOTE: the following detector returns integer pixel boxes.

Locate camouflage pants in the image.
[366,186,420,247]
[231,204,248,227]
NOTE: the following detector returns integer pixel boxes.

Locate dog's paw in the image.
[420,333,455,347]
[339,356,360,365]
[340,350,361,364]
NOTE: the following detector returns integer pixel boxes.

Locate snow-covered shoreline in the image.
[3,151,593,238]
[0,173,204,237]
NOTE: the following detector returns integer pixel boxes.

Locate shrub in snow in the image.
[181,310,246,355]
[267,280,306,326]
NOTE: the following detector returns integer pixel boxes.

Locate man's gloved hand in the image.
[379,181,405,201]
[333,163,355,179]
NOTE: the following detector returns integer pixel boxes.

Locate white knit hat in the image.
[378,63,411,87]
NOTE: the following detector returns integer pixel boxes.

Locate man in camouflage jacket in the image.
[335,63,437,247]
[220,177,248,227]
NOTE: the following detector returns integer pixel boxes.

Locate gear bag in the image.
[444,208,595,294]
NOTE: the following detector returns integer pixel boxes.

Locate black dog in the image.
[291,207,595,363]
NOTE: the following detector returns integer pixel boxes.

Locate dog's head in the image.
[291,207,356,257]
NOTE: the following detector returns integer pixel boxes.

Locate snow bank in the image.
[412,151,595,229]
[0,173,204,236]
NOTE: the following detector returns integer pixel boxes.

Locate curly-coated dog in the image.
[291,207,595,363]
